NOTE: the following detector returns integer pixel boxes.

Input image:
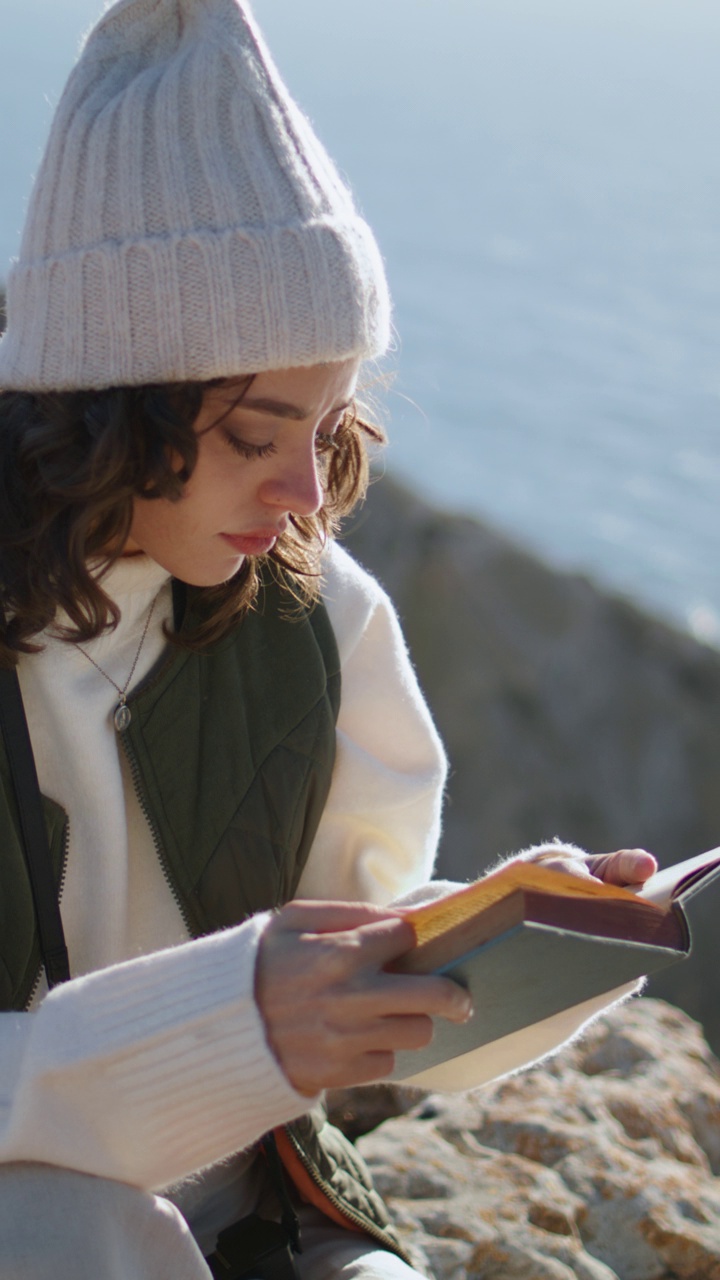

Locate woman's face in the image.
[126,358,361,585]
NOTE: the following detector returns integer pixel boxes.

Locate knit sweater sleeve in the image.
[296,541,447,905]
[0,915,314,1190]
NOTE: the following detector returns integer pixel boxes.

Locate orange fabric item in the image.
[273,1127,364,1234]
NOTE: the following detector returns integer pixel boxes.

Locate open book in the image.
[386,847,720,1090]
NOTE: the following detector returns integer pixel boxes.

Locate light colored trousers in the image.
[0,1164,423,1280]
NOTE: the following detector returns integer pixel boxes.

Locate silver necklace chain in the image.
[76,589,161,732]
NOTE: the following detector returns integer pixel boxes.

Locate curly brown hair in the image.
[0,378,384,664]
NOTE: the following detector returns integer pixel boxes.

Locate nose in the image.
[259,435,324,518]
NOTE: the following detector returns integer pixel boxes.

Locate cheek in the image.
[129,446,251,551]
[194,451,259,518]
[129,494,186,550]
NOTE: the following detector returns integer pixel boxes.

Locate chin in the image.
[172,557,247,588]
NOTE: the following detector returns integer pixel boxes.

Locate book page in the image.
[400,861,640,948]
[392,980,640,1090]
[638,846,720,907]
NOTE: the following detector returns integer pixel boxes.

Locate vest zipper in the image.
[281,1125,413,1265]
[119,731,195,938]
[23,817,71,1010]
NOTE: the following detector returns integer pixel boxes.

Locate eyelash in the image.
[223,430,341,460]
[223,433,278,461]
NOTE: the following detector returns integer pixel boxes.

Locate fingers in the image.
[255,899,474,1095]
[315,1013,437,1056]
[352,971,473,1024]
[532,847,659,888]
[261,1002,459,1094]
[586,849,658,886]
[264,906,470,1019]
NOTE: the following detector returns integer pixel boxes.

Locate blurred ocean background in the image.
[2,0,719,643]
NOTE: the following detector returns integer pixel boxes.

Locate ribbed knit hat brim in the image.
[0,0,391,391]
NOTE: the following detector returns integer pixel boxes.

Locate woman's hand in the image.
[528,845,658,888]
[255,900,473,1096]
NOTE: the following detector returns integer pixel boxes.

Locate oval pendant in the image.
[114,702,132,732]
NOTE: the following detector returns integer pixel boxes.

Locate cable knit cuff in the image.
[510,840,590,866]
[5,914,317,1191]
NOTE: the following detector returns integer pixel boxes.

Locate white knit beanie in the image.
[0,0,391,391]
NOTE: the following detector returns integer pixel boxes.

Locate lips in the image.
[220,531,279,556]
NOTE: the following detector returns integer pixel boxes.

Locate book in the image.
[386,846,720,1090]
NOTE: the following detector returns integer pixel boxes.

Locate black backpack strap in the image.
[262,1133,301,1254]
[0,666,71,988]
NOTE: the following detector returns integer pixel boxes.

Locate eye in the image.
[223,432,278,461]
[315,431,340,453]
[315,410,348,453]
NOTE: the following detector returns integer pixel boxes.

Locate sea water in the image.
[2,0,719,642]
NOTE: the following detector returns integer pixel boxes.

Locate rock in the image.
[326,1084,425,1141]
[354,999,720,1280]
[343,475,720,1052]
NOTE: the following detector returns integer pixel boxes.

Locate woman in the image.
[0,1,655,1277]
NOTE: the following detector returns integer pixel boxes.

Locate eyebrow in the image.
[237,396,353,421]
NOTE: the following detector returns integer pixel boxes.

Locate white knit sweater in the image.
[0,542,446,1204]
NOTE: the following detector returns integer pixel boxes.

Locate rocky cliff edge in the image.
[330,999,720,1279]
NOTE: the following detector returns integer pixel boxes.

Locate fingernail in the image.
[458,995,474,1023]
